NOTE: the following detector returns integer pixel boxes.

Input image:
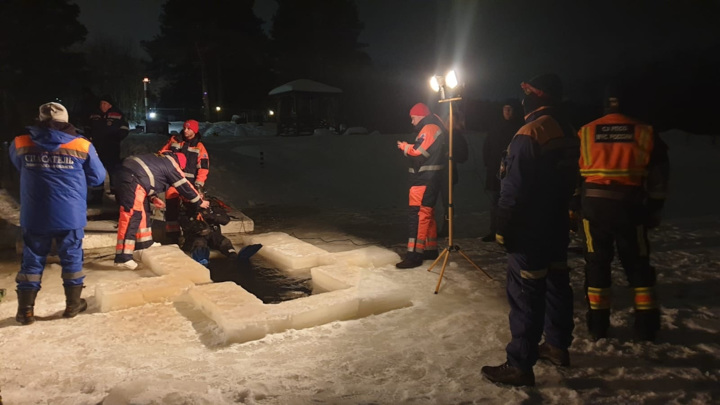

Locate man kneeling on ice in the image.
[178,194,261,266]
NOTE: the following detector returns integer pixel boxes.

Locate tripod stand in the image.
[427,97,492,293]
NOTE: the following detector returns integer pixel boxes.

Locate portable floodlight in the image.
[427,69,492,293]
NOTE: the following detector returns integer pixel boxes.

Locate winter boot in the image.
[395,252,423,269]
[538,342,570,367]
[62,285,88,318]
[481,362,535,387]
[587,308,610,341]
[633,308,660,342]
[423,249,439,261]
[16,289,39,325]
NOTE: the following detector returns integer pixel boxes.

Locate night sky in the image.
[71,0,718,101]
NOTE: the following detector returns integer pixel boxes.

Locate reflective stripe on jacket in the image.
[159,136,209,186]
[121,153,203,205]
[404,115,447,185]
[578,113,653,186]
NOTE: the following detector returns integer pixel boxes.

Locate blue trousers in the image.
[505,240,574,370]
[16,228,85,291]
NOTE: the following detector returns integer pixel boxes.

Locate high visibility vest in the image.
[578,113,654,186]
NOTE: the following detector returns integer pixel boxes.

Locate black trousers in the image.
[580,196,658,336]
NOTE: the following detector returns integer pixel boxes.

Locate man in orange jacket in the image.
[576,87,669,342]
[158,119,210,244]
[395,103,447,269]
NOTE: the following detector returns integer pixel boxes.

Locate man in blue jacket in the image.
[9,102,106,325]
[481,74,579,387]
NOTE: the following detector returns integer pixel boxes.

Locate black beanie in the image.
[522,73,562,115]
[99,94,114,105]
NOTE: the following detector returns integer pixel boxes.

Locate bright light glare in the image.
[429,76,440,92]
[142,77,150,83]
[446,70,458,89]
[149,112,157,119]
[268,109,275,116]
[215,106,221,112]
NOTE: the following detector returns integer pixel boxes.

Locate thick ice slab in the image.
[322,246,401,268]
[137,244,212,284]
[243,232,400,273]
[221,209,254,234]
[95,274,194,312]
[186,263,411,344]
[244,232,329,273]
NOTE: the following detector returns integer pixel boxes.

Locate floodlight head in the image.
[143,77,150,83]
[446,70,458,89]
[430,76,440,92]
[215,106,221,112]
[149,112,157,119]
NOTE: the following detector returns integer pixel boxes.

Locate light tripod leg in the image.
[433,248,452,294]
[457,249,493,280]
[427,247,450,272]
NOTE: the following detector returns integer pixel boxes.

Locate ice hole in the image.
[95,233,413,346]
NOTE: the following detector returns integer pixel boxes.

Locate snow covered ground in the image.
[0,125,718,404]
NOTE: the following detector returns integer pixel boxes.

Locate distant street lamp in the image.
[426,69,491,293]
[142,77,150,120]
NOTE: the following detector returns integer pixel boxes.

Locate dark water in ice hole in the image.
[206,255,313,304]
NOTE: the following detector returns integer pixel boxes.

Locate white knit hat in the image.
[38,102,69,123]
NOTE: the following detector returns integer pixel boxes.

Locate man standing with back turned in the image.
[577,86,669,342]
[10,102,106,325]
[481,74,579,387]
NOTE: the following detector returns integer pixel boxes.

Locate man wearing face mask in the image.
[395,103,447,269]
[158,119,210,244]
[481,74,579,387]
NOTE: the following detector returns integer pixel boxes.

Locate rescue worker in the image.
[178,195,263,265]
[9,102,106,325]
[395,103,447,269]
[87,94,129,201]
[158,119,210,244]
[482,99,523,241]
[178,195,239,264]
[481,74,579,387]
[114,152,210,269]
[577,86,669,342]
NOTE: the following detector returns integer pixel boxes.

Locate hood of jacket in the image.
[27,121,78,152]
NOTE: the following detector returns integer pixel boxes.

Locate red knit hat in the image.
[409,103,431,117]
[183,119,199,134]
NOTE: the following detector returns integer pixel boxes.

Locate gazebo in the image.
[268,79,342,136]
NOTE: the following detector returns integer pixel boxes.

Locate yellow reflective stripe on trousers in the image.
[587,287,611,309]
[633,286,657,310]
[583,218,594,253]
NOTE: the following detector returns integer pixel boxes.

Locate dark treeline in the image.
[0,0,717,139]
